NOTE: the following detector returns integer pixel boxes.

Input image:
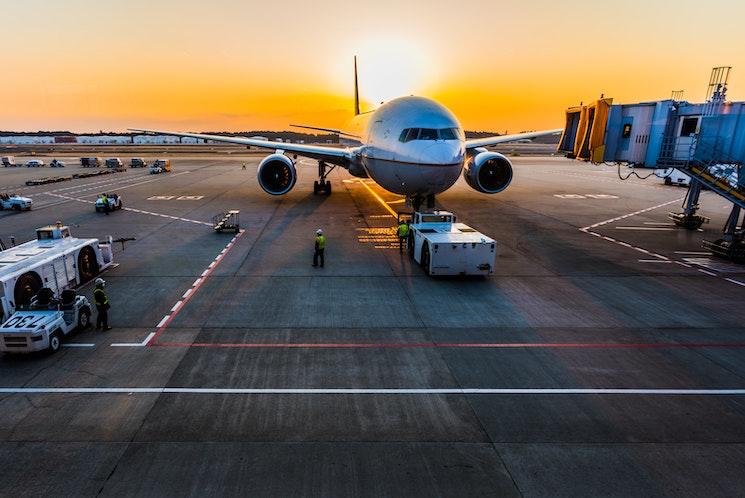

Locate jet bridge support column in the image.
[704,204,745,263]
[668,180,710,229]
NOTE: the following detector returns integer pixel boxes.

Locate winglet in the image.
[354,56,360,116]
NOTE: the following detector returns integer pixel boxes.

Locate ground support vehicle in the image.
[25,160,45,167]
[657,168,692,186]
[406,211,496,276]
[0,224,113,322]
[130,157,147,168]
[50,159,66,168]
[1,157,16,167]
[0,193,32,211]
[149,159,171,174]
[80,157,102,168]
[95,193,123,212]
[105,158,123,168]
[0,289,91,354]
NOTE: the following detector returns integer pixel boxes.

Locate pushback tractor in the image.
[406,211,496,276]
[0,224,113,323]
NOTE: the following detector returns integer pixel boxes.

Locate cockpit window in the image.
[398,127,462,142]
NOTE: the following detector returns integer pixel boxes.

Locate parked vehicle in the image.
[0,223,114,322]
[149,159,171,174]
[25,159,45,167]
[130,157,147,168]
[0,288,92,354]
[657,168,691,186]
[1,157,16,167]
[0,193,33,211]
[81,157,102,168]
[49,159,66,168]
[105,157,123,168]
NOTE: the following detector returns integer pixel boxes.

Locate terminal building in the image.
[559,67,745,262]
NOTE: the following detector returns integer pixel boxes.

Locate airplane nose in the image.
[423,141,464,165]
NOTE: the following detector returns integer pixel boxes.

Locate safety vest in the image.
[93,288,109,306]
[397,223,409,237]
[315,235,326,250]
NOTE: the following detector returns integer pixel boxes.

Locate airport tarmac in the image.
[1,154,745,497]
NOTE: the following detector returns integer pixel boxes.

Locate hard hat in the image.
[316,229,323,235]
[95,278,105,286]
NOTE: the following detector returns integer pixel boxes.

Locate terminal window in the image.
[680,117,699,136]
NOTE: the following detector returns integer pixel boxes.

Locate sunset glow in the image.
[3,0,745,133]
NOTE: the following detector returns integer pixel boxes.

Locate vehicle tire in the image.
[77,246,99,284]
[421,243,431,276]
[664,177,672,185]
[78,308,91,329]
[118,201,123,210]
[13,204,20,211]
[313,181,320,194]
[324,182,332,195]
[47,331,62,354]
[14,271,42,307]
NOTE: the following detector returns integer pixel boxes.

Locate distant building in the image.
[0,135,55,144]
[77,135,132,144]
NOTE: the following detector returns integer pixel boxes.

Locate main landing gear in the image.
[313,161,335,196]
[410,194,436,212]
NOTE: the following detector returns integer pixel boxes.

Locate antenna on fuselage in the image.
[354,56,360,116]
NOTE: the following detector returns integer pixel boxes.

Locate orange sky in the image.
[3,0,745,133]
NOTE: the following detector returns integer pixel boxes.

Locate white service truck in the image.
[0,193,33,211]
[407,211,496,276]
[0,289,92,354]
[0,224,113,323]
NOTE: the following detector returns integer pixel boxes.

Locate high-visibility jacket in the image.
[397,223,409,237]
[93,287,109,307]
[315,235,326,250]
[101,196,108,205]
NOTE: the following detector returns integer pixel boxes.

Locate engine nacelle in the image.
[257,153,297,195]
[463,151,513,194]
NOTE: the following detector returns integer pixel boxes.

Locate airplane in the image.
[131,57,561,210]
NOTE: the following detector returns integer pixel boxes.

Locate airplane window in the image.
[439,128,457,140]
[406,128,420,142]
[419,129,438,140]
[399,129,409,142]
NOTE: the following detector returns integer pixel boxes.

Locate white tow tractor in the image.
[95,193,123,212]
[406,211,496,276]
[0,288,91,354]
[0,223,113,322]
[0,193,33,211]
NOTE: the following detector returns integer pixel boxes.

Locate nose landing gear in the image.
[313,161,335,196]
[409,194,436,212]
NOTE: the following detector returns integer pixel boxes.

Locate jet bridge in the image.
[559,68,745,262]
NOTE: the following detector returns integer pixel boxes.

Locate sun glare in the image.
[355,39,436,108]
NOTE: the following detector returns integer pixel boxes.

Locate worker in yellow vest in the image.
[397,220,409,253]
[93,278,111,330]
[312,229,325,268]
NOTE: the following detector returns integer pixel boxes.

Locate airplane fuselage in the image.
[347,96,466,196]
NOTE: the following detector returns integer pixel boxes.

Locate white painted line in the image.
[698,269,718,276]
[208,262,216,269]
[675,251,711,255]
[2,387,745,395]
[615,226,677,231]
[62,343,95,348]
[192,278,202,287]
[725,278,745,287]
[638,260,673,263]
[171,301,183,312]
[582,197,684,230]
[643,222,676,226]
[111,332,156,348]
[182,289,193,299]
[156,315,170,328]
[675,261,693,268]
[200,270,209,277]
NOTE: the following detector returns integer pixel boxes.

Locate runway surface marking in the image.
[358,179,399,217]
[581,197,684,230]
[152,341,745,349]
[144,230,245,347]
[3,387,745,395]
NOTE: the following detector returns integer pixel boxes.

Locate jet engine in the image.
[463,151,513,194]
[257,153,297,195]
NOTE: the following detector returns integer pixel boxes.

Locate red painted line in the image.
[147,231,245,346]
[152,341,745,349]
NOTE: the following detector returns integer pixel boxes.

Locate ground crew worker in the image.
[397,219,409,253]
[100,193,110,215]
[312,229,325,268]
[93,278,111,330]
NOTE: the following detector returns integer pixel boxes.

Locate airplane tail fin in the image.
[354,56,360,116]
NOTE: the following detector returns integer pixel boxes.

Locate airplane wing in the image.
[128,128,355,167]
[290,124,360,139]
[465,129,563,149]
